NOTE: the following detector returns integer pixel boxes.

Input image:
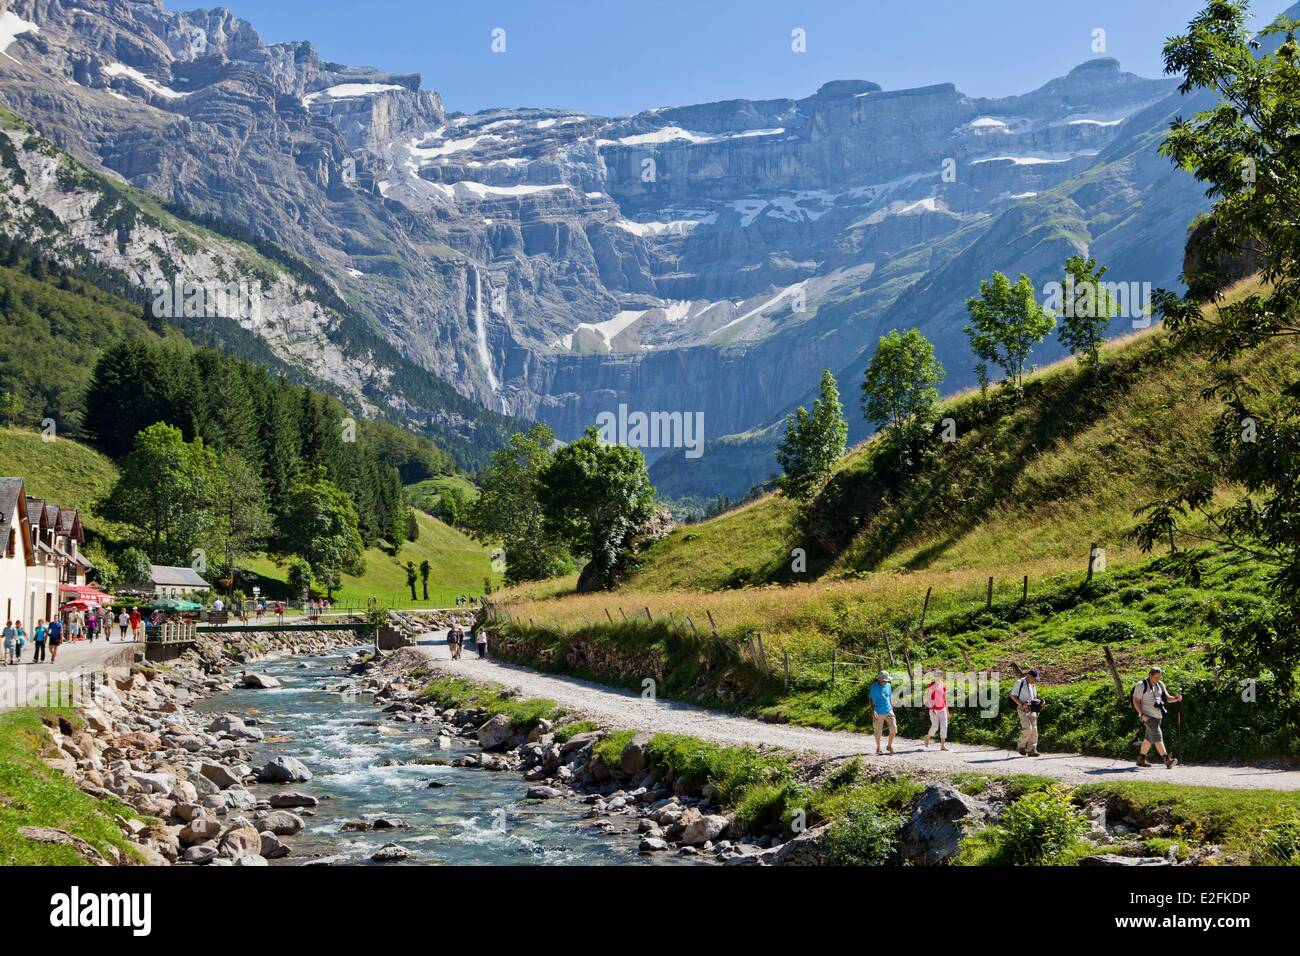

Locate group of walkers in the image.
[1,606,154,666]
[445,623,486,660]
[453,595,479,608]
[3,618,63,664]
[865,664,1183,767]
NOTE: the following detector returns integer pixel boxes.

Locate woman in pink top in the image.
[924,672,950,750]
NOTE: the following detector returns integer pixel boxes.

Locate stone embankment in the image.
[33,628,362,865]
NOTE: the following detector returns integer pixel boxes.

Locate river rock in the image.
[259,832,291,859]
[179,817,222,845]
[257,757,313,784]
[269,792,319,808]
[371,842,412,862]
[181,844,218,865]
[217,823,262,859]
[639,836,669,852]
[680,808,730,846]
[372,816,408,830]
[242,672,282,689]
[527,786,563,800]
[560,731,601,755]
[254,811,305,836]
[199,762,242,790]
[620,734,651,776]
[477,714,514,750]
[900,783,992,866]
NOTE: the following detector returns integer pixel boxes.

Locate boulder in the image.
[372,816,407,830]
[199,762,242,790]
[371,843,412,863]
[899,783,993,866]
[179,817,221,845]
[476,714,514,751]
[620,734,651,776]
[259,832,291,860]
[257,757,312,784]
[217,824,261,859]
[639,836,670,853]
[242,672,282,689]
[181,844,218,865]
[560,731,601,755]
[726,824,830,866]
[681,809,730,846]
[254,811,304,836]
[269,792,318,808]
[526,786,563,800]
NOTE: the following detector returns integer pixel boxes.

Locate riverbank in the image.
[1,626,366,865]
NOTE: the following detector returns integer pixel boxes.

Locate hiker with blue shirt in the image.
[32,619,47,663]
[2,621,16,665]
[870,670,897,755]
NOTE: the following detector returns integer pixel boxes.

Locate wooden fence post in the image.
[783,650,791,690]
[831,648,837,688]
[986,576,994,610]
[1103,644,1126,699]
[918,587,932,638]
[619,608,628,621]
[686,616,699,637]
[882,629,896,665]
[757,633,770,673]
[1022,575,1029,603]
[604,608,614,624]
[644,607,653,623]
[1086,542,1098,584]
[960,647,973,673]
[706,610,719,636]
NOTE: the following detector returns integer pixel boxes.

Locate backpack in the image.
[1136,678,1169,715]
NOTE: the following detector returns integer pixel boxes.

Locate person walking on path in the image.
[1133,666,1183,769]
[88,609,99,642]
[32,619,47,663]
[128,607,142,642]
[3,621,16,664]
[870,670,897,755]
[13,621,25,661]
[475,626,488,659]
[47,616,63,662]
[1012,668,1042,756]
[924,671,950,750]
[118,609,129,641]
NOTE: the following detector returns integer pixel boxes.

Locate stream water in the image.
[193,646,691,866]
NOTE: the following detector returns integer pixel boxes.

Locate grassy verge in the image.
[416,675,564,731]
[0,709,144,865]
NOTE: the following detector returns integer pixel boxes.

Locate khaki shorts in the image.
[873,712,897,734]
[1143,715,1163,743]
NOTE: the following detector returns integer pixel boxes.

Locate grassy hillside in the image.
[629,277,1286,591]
[483,276,1300,760]
[0,426,123,541]
[243,509,501,609]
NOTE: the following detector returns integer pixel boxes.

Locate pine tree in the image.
[775,369,848,502]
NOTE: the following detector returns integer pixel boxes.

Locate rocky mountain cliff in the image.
[0,0,1214,496]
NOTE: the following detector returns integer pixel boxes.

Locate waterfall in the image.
[472,267,500,392]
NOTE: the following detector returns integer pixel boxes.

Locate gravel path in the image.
[413,631,1300,791]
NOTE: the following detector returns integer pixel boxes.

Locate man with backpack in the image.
[1133,666,1182,768]
[1011,668,1042,756]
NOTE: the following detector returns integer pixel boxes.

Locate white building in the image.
[0,477,95,627]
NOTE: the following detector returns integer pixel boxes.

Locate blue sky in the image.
[215,0,1295,116]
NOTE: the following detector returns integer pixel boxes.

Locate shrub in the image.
[1257,818,1300,865]
[823,804,902,866]
[998,786,1088,864]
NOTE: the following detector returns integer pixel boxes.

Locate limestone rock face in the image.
[0,0,1210,495]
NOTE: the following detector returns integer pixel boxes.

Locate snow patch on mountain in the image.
[0,9,38,63]
[103,62,188,100]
